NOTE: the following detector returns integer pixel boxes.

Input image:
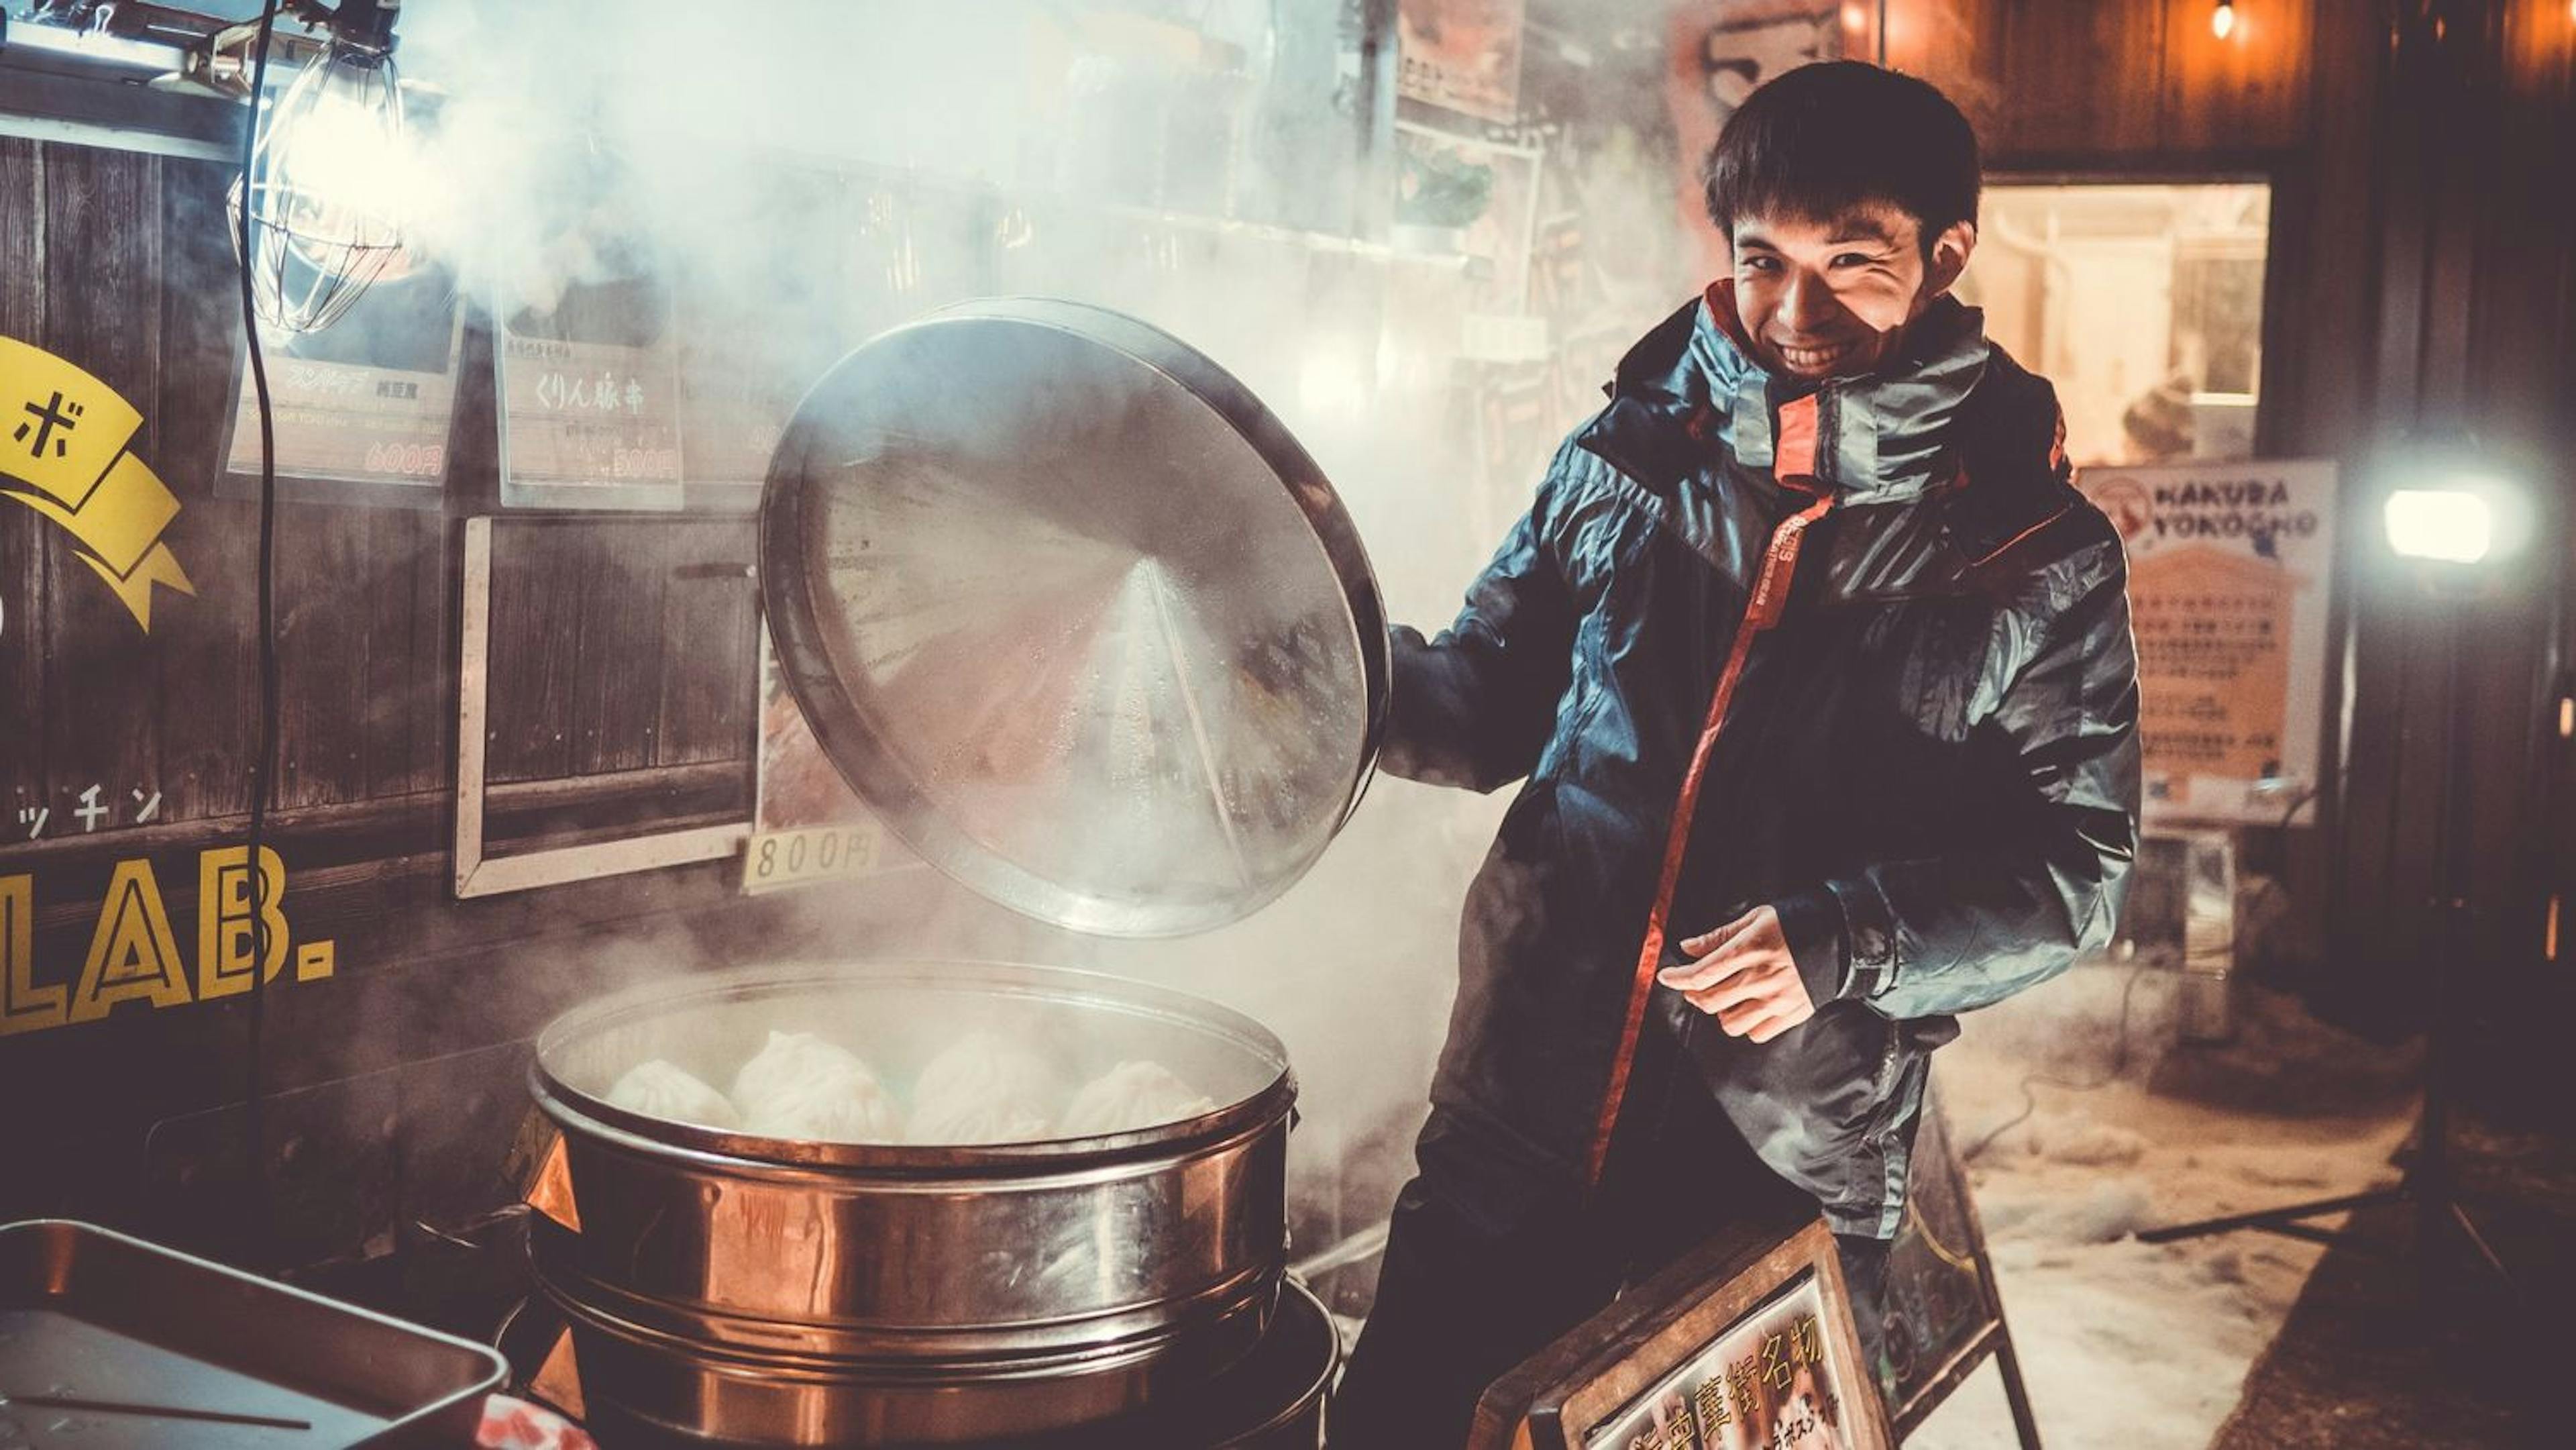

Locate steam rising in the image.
[358,0,1556,1247]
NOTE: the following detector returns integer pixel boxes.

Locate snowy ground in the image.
[1907,972,2418,1450]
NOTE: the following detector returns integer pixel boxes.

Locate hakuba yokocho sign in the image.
[2079,460,2340,827]
[1,847,337,1039]
[1,334,194,631]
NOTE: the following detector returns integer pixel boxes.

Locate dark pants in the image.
[1329,1032,1892,1449]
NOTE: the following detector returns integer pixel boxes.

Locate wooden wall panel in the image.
[482,524,582,786]
[360,508,448,801]
[151,160,256,825]
[655,525,759,768]
[1986,0,2167,156]
[564,524,664,778]
[1,140,50,829]
[270,505,376,808]
[39,148,163,830]
[2159,0,2315,152]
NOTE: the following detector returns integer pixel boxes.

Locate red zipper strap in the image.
[1585,405,1835,1190]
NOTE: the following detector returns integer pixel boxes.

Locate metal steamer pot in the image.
[519,962,1297,1445]
[519,300,1384,1445]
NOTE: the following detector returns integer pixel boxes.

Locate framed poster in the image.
[493,188,686,511]
[2078,458,2339,825]
[219,251,464,505]
[1398,0,1527,123]
[1471,1218,1894,1450]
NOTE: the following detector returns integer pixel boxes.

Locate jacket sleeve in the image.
[1794,550,2142,1019]
[1379,472,1577,794]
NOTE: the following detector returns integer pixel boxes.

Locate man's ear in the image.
[1927,221,1976,295]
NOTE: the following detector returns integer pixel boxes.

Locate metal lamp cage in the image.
[227,38,409,335]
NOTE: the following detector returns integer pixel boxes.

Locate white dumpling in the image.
[1060,1061,1218,1137]
[731,1031,905,1143]
[606,1059,741,1130]
[908,1031,1057,1145]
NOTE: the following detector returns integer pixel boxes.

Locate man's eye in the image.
[1741,256,1780,272]
[1832,252,1875,268]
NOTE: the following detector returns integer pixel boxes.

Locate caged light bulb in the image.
[229,36,412,335]
[2212,1,2238,40]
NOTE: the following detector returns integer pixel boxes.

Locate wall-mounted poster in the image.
[2079,459,2339,826]
[1395,122,1544,319]
[744,624,900,894]
[1398,0,1526,123]
[220,250,463,506]
[494,148,686,511]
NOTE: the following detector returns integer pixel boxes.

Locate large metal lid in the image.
[759,298,1386,937]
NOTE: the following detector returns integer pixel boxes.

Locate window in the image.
[1957,183,2271,466]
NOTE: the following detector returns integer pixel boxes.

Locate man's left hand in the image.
[1657,904,1815,1043]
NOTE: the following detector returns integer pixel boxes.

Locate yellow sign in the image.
[0,847,335,1038]
[0,334,194,631]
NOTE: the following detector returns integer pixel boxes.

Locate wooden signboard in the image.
[1470,1218,1894,1450]
[1876,1083,2041,1446]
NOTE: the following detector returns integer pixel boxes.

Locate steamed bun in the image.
[606,1059,741,1130]
[731,1031,905,1143]
[908,1031,1057,1145]
[1060,1060,1218,1137]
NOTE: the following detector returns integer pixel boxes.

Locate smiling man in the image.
[1328,62,2140,1445]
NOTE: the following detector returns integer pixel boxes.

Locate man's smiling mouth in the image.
[1774,338,1859,372]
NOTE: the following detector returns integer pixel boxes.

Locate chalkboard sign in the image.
[1877,1079,2042,1447]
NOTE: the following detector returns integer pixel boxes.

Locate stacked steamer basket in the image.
[513,299,1385,1446]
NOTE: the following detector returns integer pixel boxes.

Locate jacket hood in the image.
[1609,283,2000,506]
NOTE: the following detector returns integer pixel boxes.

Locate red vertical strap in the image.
[1583,397,1835,1193]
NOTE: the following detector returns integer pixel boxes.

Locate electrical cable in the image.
[1960,953,2158,1163]
[233,0,282,1267]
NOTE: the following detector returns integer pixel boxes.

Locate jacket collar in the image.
[1600,283,1993,505]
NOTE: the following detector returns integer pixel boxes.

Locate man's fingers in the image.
[1658,949,1756,993]
[1745,1013,1799,1043]
[1678,914,1757,958]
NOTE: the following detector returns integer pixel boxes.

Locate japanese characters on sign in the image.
[495,283,688,511]
[1,335,193,632]
[2078,460,2339,825]
[221,257,466,499]
[1585,1272,1851,1450]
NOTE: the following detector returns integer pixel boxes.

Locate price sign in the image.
[743,623,907,894]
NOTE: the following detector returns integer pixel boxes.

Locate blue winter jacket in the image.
[1385,289,2141,1238]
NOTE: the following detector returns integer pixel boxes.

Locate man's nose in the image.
[1782,269,1839,331]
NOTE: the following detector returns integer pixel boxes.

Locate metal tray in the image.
[0,1220,506,1449]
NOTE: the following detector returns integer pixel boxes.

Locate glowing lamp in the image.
[2383,476,2528,566]
[228,3,409,334]
[2212,1,2239,40]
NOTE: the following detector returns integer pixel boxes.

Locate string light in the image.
[2213,1,2239,40]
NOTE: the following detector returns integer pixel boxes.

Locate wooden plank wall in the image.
[0,137,774,1260]
[0,140,759,832]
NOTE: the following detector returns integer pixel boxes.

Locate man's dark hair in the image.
[1703,60,1981,252]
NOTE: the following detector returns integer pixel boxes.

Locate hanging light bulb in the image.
[2212,1,2239,40]
[228,0,409,334]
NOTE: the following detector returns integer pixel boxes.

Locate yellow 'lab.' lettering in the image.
[0,849,336,1037]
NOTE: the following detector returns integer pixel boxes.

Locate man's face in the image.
[1728,201,1974,380]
